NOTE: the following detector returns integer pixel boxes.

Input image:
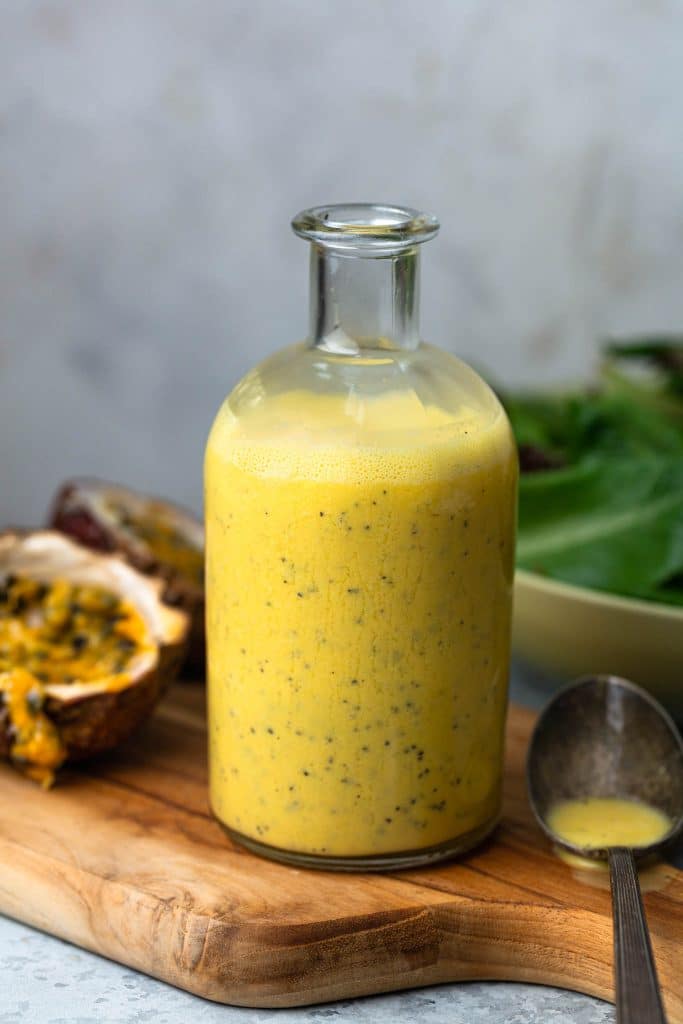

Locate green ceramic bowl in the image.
[513,569,683,719]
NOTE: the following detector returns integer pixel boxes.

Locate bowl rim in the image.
[514,568,683,622]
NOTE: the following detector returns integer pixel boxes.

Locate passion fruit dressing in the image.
[548,796,672,850]
[205,388,517,858]
[0,575,152,785]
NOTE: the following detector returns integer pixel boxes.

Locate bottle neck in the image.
[308,245,420,353]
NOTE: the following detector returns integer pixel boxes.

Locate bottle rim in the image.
[291,203,439,256]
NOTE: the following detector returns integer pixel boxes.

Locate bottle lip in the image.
[291,203,439,256]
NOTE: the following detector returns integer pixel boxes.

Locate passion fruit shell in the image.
[0,531,189,780]
[49,479,204,674]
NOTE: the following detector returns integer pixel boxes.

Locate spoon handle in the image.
[608,847,667,1023]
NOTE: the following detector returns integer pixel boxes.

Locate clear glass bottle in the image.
[205,204,517,870]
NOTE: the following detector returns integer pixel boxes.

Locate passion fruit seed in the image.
[50,480,205,674]
[0,575,153,786]
[108,501,204,586]
[0,668,65,787]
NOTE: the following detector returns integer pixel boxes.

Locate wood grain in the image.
[0,686,681,1015]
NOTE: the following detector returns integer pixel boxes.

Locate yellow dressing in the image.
[205,388,517,858]
[548,797,672,850]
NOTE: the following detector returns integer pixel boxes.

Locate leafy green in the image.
[605,336,683,399]
[502,339,683,607]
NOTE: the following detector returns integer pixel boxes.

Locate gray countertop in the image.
[0,917,614,1024]
[0,665,616,1024]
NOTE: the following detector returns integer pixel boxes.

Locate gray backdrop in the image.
[2,1,682,523]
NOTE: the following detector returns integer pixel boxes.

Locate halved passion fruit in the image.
[0,531,189,786]
[50,479,204,672]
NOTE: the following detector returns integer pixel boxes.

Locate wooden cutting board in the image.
[0,685,682,1017]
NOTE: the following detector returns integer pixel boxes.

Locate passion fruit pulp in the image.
[0,531,189,786]
[50,479,204,673]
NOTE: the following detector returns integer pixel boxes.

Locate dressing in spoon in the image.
[527,675,683,1024]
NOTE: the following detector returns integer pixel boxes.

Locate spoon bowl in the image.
[527,674,683,1024]
[528,674,683,861]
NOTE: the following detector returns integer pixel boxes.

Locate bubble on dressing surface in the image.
[208,389,513,484]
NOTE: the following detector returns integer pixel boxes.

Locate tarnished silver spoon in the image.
[527,675,683,1024]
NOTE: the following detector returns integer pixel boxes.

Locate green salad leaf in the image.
[502,339,683,607]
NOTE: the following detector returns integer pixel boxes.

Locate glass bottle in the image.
[205,204,518,870]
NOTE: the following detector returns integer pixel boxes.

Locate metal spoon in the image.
[527,674,683,1024]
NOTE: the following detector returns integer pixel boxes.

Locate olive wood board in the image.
[0,685,682,1016]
